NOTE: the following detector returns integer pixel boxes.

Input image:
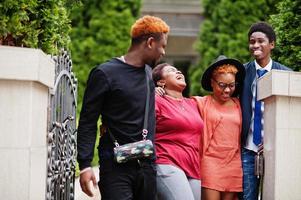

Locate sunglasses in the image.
[212,79,238,90]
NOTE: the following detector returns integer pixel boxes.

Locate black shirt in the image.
[77,58,155,169]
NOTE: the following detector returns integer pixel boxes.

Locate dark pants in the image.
[98,158,157,200]
[239,148,259,200]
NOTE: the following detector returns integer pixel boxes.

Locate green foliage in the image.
[190,0,280,95]
[0,0,76,54]
[270,0,301,71]
[70,0,141,113]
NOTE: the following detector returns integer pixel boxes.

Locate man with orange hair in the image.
[77,15,169,199]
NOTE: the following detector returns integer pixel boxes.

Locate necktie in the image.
[253,69,268,145]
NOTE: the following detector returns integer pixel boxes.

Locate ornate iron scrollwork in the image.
[47,50,77,200]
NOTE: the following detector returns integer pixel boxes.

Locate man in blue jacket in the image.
[240,22,291,200]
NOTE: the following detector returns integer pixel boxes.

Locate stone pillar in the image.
[257,70,301,200]
[0,46,54,200]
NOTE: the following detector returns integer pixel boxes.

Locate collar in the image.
[118,55,126,63]
[255,58,272,72]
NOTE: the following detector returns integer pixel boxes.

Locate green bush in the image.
[0,0,75,54]
[270,0,301,71]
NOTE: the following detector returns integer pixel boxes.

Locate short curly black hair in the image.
[248,21,276,43]
[152,63,170,86]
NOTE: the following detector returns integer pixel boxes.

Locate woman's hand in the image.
[155,87,165,96]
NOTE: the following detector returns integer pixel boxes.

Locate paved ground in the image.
[75,167,101,200]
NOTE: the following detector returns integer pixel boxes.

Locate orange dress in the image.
[194,95,242,192]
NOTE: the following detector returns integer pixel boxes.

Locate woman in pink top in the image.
[152,63,204,200]
[194,55,245,200]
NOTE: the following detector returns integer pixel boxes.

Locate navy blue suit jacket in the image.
[240,60,292,146]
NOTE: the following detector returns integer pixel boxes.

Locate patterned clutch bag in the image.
[113,139,154,163]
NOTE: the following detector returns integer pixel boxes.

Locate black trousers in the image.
[98,158,157,200]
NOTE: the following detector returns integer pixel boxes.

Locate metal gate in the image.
[46,50,78,200]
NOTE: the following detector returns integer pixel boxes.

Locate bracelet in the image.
[80,167,92,175]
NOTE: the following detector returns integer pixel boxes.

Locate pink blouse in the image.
[155,95,204,179]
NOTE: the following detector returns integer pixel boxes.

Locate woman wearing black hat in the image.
[194,55,245,200]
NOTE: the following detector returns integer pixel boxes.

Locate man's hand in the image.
[79,168,97,197]
[155,87,165,96]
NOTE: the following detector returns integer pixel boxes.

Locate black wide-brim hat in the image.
[201,55,246,97]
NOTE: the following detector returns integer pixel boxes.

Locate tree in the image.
[0,0,75,54]
[190,0,280,95]
[70,0,141,113]
[270,0,301,71]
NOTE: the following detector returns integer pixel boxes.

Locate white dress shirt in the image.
[244,58,272,152]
